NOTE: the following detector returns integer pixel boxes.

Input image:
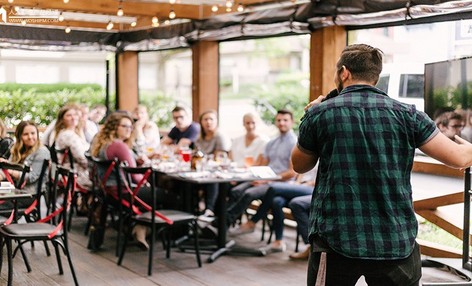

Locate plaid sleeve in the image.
[297,111,319,155]
[413,110,439,147]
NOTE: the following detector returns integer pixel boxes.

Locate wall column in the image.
[191,41,219,121]
[116,51,139,112]
[310,26,347,101]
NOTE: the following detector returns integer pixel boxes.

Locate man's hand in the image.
[455,135,472,145]
[304,95,326,111]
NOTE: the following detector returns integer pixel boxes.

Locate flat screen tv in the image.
[424,57,472,120]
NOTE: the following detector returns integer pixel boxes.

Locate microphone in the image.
[321,89,339,102]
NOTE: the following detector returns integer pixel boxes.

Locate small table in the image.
[0,189,33,222]
[163,168,279,263]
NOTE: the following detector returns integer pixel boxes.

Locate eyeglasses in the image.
[173,115,184,120]
[449,124,464,130]
[119,124,133,130]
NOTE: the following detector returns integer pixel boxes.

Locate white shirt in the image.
[230,134,269,167]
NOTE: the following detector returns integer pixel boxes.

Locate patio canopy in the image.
[0,0,471,51]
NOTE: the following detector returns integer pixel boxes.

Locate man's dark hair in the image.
[336,44,383,84]
[435,111,463,127]
[172,106,187,113]
[277,109,293,120]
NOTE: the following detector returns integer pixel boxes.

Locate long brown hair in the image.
[10,121,41,163]
[90,112,134,157]
[54,103,83,140]
[199,110,218,140]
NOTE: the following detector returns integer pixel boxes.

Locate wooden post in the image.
[310,26,347,101]
[191,41,219,122]
[116,51,139,112]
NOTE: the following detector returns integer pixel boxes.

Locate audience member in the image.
[194,110,230,222]
[0,121,50,209]
[229,113,269,167]
[435,111,464,140]
[90,112,162,250]
[88,104,107,125]
[226,109,297,228]
[53,104,92,189]
[132,105,160,155]
[78,103,100,144]
[235,167,317,254]
[161,106,200,148]
[0,118,13,159]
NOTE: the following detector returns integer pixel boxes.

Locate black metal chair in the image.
[0,166,79,286]
[117,165,202,276]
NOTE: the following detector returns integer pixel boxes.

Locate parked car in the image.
[376,63,425,111]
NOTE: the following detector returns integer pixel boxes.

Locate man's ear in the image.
[340,66,351,81]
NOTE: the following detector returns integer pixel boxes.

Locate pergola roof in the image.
[0,0,471,51]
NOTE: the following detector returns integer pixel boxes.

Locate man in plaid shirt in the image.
[293,44,472,285]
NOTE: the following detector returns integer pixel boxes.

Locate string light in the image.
[226,7,231,12]
[130,21,137,27]
[152,16,159,27]
[225,0,233,8]
[117,0,124,16]
[211,5,218,12]
[164,19,170,25]
[169,0,176,4]
[58,12,64,22]
[237,3,244,12]
[106,20,114,30]
[63,0,69,3]
[7,0,14,4]
[21,19,26,25]
[65,26,71,33]
[169,9,176,19]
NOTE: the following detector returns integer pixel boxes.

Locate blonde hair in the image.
[90,112,134,157]
[0,118,7,138]
[10,121,41,164]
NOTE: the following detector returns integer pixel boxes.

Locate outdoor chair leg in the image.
[52,242,64,275]
[63,240,79,286]
[18,243,32,272]
[192,221,202,267]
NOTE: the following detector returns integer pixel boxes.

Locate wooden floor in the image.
[0,216,309,286]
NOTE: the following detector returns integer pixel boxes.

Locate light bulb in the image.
[152,16,158,24]
[211,5,218,12]
[169,10,176,19]
[106,21,114,30]
[164,20,170,25]
[65,26,71,33]
[237,4,244,12]
[21,19,26,25]
[117,7,124,17]
[169,0,176,3]
[7,0,13,4]
[226,7,231,12]
[63,0,69,3]
[152,21,159,27]
[58,13,64,22]
[130,21,137,27]
[226,0,233,8]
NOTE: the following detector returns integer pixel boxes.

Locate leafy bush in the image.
[139,90,176,129]
[0,83,106,128]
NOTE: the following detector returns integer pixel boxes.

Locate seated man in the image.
[435,111,464,141]
[226,109,297,234]
[235,167,316,254]
[161,106,200,148]
[287,194,312,260]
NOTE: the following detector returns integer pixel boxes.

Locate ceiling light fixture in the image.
[211,5,218,12]
[169,9,176,19]
[65,26,71,33]
[117,0,124,16]
[106,20,114,30]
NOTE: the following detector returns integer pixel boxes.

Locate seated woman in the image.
[0,118,13,159]
[0,121,50,209]
[233,166,317,254]
[90,111,161,250]
[229,112,269,168]
[194,110,230,222]
[53,104,92,190]
[132,105,160,156]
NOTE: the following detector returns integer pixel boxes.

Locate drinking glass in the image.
[244,156,254,168]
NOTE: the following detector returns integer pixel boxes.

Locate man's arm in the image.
[160,136,173,145]
[291,145,319,174]
[277,159,297,181]
[420,133,472,168]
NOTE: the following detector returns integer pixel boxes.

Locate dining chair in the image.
[117,165,202,276]
[0,166,79,286]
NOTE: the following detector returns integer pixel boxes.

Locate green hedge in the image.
[0,83,106,127]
